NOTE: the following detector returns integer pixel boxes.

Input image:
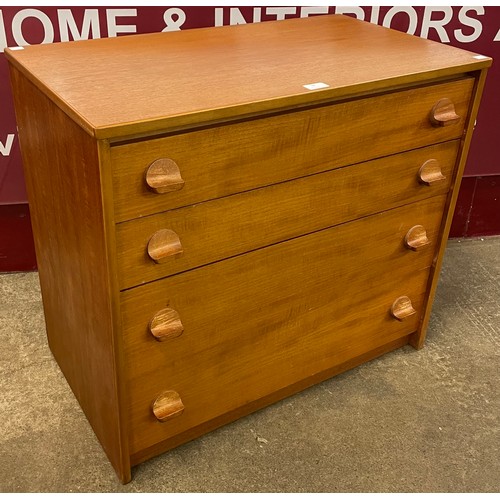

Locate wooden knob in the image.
[391,296,416,321]
[404,225,430,251]
[147,229,183,263]
[146,158,185,194]
[418,159,446,186]
[152,390,184,422]
[149,308,184,341]
[430,98,460,127]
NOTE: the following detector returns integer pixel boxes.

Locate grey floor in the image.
[1,238,499,493]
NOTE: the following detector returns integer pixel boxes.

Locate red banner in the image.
[1,6,499,204]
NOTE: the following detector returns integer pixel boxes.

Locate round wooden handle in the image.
[391,296,416,321]
[429,98,460,127]
[404,225,430,251]
[418,159,446,186]
[146,158,185,194]
[149,308,184,341]
[152,390,185,422]
[147,229,183,263]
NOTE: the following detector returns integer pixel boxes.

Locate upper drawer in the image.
[116,140,457,290]
[111,77,474,222]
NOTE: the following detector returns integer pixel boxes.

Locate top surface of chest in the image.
[4,14,490,140]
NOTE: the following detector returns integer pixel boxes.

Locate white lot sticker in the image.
[303,82,330,90]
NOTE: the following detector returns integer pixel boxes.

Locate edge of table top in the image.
[5,15,492,141]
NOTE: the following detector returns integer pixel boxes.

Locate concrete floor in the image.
[1,237,499,492]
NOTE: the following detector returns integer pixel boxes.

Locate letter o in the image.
[382,7,418,35]
[12,9,54,46]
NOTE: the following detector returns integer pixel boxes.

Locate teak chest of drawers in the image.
[6,15,491,483]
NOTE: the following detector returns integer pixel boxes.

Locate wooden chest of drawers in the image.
[6,15,491,483]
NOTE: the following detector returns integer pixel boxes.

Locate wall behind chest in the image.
[1,6,499,271]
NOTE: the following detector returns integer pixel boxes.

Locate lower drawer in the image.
[121,195,447,455]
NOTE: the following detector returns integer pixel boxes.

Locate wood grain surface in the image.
[116,141,458,289]
[121,195,446,454]
[4,15,490,139]
[111,78,472,222]
[9,68,130,482]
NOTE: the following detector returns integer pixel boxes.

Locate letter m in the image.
[58,9,101,42]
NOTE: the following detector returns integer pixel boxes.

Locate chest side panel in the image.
[8,67,130,483]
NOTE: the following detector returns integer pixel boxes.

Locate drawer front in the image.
[111,77,473,222]
[116,141,458,289]
[121,195,447,454]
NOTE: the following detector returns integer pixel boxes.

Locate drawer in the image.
[116,141,458,290]
[121,195,447,454]
[111,77,473,222]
